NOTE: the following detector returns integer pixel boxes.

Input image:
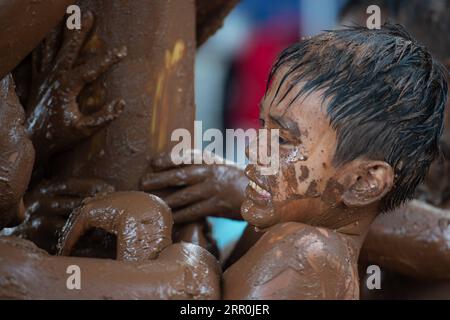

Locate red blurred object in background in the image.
[225,13,300,130]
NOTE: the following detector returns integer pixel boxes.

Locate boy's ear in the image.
[338,160,394,208]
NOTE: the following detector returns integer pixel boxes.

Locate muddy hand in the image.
[25,177,115,218]
[4,177,115,253]
[141,150,248,223]
[25,11,127,166]
[57,192,173,261]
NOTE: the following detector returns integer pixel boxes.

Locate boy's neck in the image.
[335,207,378,251]
[311,204,379,251]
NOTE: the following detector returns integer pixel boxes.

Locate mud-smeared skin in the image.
[25,11,126,167]
[0,0,231,300]
[362,199,450,280]
[0,0,74,79]
[173,220,220,259]
[0,192,221,299]
[224,71,395,299]
[11,0,223,259]
[13,0,198,251]
[141,150,248,224]
[2,178,115,254]
[241,75,380,232]
[0,236,221,300]
[51,0,196,192]
[0,75,35,229]
[0,0,232,79]
[223,222,359,299]
[58,192,173,262]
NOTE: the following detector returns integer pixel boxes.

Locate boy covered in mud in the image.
[142,24,448,299]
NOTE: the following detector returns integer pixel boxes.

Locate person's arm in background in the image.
[0,191,221,299]
[361,199,450,280]
[0,0,74,79]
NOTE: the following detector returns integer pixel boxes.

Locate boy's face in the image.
[241,75,344,229]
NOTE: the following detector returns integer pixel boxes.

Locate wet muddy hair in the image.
[267,24,448,212]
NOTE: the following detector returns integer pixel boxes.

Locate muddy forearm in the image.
[0,0,74,78]
[363,199,450,280]
[58,192,173,261]
[0,75,34,229]
[0,237,221,299]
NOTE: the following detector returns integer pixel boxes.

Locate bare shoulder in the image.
[264,222,357,262]
[259,222,359,299]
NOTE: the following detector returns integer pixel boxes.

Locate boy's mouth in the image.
[242,165,280,228]
[244,165,272,205]
[248,180,271,198]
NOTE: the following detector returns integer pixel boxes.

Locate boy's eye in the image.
[278,135,289,145]
[259,118,266,127]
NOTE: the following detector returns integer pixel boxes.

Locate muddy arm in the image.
[0,237,220,299]
[25,12,126,167]
[362,199,450,280]
[0,0,74,79]
[58,192,173,261]
[0,75,34,229]
[0,191,222,299]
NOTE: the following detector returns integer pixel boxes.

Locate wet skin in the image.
[362,199,450,280]
[25,11,127,167]
[144,71,399,299]
[223,69,395,299]
[223,222,360,299]
[0,75,34,230]
[3,0,242,257]
[58,192,173,261]
[7,1,235,256]
[0,191,221,299]
[141,150,248,224]
[3,12,127,252]
[241,85,341,230]
[0,0,74,79]
[0,237,220,299]
[0,0,240,299]
[15,0,202,255]
[241,72,394,233]
[0,58,220,302]
[225,77,450,284]
[5,177,115,254]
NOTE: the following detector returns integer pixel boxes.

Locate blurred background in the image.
[194,0,450,261]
